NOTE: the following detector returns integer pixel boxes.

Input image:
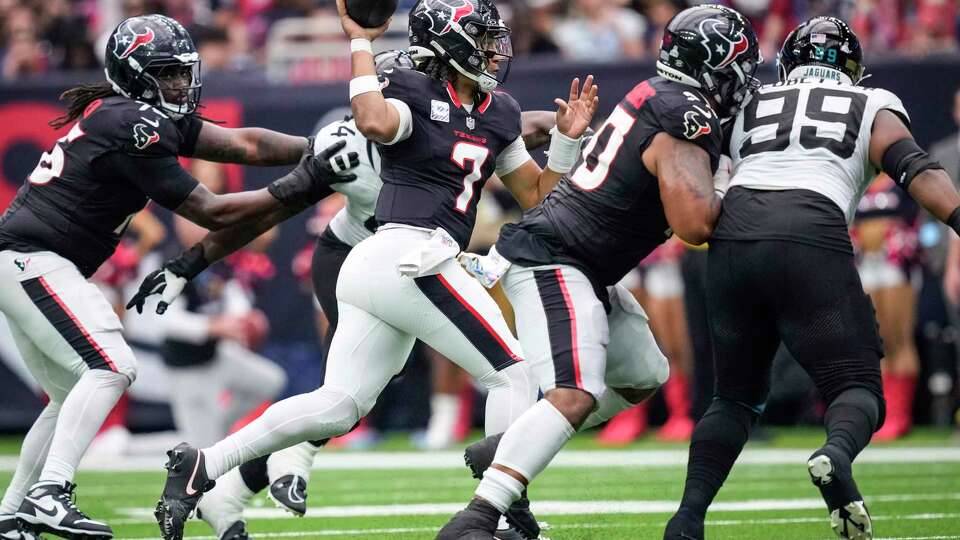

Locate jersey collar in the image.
[445,82,494,115]
[785,66,853,85]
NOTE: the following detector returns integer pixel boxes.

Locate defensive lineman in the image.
[664,17,960,540]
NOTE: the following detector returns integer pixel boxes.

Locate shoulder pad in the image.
[651,86,723,144]
[867,87,910,128]
[380,68,432,102]
[86,98,182,156]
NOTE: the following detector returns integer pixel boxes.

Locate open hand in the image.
[555,75,599,139]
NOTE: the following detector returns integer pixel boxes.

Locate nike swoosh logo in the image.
[141,116,160,128]
[184,451,202,496]
[25,497,63,519]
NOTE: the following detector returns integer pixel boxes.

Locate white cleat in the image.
[830,501,873,540]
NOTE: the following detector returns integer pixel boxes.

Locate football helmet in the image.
[408,0,512,92]
[778,17,865,84]
[656,5,761,118]
[104,14,201,116]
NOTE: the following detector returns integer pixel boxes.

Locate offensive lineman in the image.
[664,17,960,540]
[0,14,344,540]
[438,5,762,538]
[147,1,599,539]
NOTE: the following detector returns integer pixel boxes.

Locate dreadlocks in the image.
[49,82,117,130]
[417,56,456,83]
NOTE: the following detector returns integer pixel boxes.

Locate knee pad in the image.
[696,396,761,444]
[605,285,669,390]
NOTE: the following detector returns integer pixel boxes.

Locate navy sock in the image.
[238,454,270,494]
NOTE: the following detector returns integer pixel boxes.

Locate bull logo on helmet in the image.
[421,0,476,35]
[699,19,748,70]
[113,20,156,59]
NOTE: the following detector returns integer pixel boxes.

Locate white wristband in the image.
[349,75,381,100]
[546,128,583,174]
[350,38,373,54]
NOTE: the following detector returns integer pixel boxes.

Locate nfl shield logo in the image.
[466,116,475,130]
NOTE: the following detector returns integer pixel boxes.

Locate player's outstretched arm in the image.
[500,76,599,209]
[191,122,309,166]
[520,110,558,150]
[647,132,720,245]
[869,109,960,225]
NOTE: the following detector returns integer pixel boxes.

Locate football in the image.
[346,0,398,29]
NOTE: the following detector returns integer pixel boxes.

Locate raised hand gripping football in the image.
[336,0,391,41]
[555,75,599,139]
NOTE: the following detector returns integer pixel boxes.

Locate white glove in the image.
[714,154,733,199]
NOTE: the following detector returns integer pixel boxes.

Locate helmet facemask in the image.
[434,21,512,93]
[707,51,762,117]
[141,56,202,116]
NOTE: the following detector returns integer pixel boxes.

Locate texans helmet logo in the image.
[421,0,476,35]
[113,21,156,59]
[133,123,160,150]
[699,19,748,70]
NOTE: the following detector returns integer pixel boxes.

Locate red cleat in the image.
[656,415,694,442]
[597,402,648,446]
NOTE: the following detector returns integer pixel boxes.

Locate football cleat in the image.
[0,513,43,540]
[435,499,500,540]
[16,481,112,539]
[267,475,307,517]
[808,451,872,539]
[464,435,542,539]
[155,443,216,540]
[218,521,248,540]
[662,508,704,540]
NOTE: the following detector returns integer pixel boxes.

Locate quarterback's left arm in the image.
[191,122,309,166]
[500,76,599,210]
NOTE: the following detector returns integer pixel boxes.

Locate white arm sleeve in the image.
[384,98,413,146]
[495,135,532,177]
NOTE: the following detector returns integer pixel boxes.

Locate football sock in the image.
[201,467,254,536]
[677,397,758,520]
[482,400,574,488]
[40,369,129,484]
[821,387,879,463]
[238,454,270,494]
[267,442,319,482]
[203,387,360,480]
[475,468,525,513]
[580,386,634,431]
[423,393,460,449]
[479,363,536,436]
[0,403,58,514]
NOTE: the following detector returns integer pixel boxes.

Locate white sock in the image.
[204,387,359,480]
[488,400,574,481]
[475,468,524,513]
[0,402,59,514]
[580,388,634,431]
[40,370,128,483]
[198,467,253,537]
[479,363,536,435]
[267,442,320,482]
[423,393,459,449]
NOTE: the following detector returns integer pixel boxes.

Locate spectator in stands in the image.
[552,0,646,62]
[852,0,901,52]
[904,0,958,55]
[644,0,681,54]
[2,4,47,79]
[510,0,560,56]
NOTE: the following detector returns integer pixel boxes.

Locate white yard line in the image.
[6,447,959,472]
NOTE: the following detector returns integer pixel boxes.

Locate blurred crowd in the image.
[1,0,959,81]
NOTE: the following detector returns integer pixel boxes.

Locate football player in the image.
[147,0,598,539]
[437,5,761,538]
[183,51,559,540]
[664,17,960,540]
[0,14,345,540]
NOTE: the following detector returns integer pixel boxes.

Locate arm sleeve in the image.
[93,152,199,210]
[383,98,413,146]
[495,136,532,177]
[177,115,204,157]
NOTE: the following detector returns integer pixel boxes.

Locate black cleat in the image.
[492,527,526,540]
[662,509,704,540]
[219,521,248,540]
[436,499,500,540]
[0,513,44,540]
[155,443,216,540]
[463,436,541,539]
[808,450,872,539]
[268,475,307,517]
[16,481,112,539]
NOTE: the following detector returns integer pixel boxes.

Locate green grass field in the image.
[1,429,959,540]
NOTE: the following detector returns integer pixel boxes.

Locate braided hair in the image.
[417,55,457,83]
[49,82,117,129]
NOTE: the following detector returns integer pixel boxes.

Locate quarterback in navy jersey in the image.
[149,0,599,538]
[0,14,344,540]
[439,6,762,538]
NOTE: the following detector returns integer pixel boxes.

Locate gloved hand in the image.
[268,139,360,208]
[714,154,733,199]
[125,245,207,315]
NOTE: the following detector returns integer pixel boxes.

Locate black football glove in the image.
[125,245,208,315]
[267,139,360,208]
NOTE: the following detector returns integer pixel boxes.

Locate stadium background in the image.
[0,0,959,447]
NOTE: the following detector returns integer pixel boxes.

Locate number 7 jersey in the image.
[727,77,908,222]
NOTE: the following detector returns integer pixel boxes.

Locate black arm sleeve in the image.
[93,152,199,210]
[178,115,204,157]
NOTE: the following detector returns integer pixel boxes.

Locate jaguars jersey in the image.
[0,96,202,277]
[314,118,382,246]
[376,68,523,250]
[497,76,723,289]
[727,78,908,222]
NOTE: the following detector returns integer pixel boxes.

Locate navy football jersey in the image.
[498,76,723,289]
[376,68,523,250]
[0,96,202,277]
